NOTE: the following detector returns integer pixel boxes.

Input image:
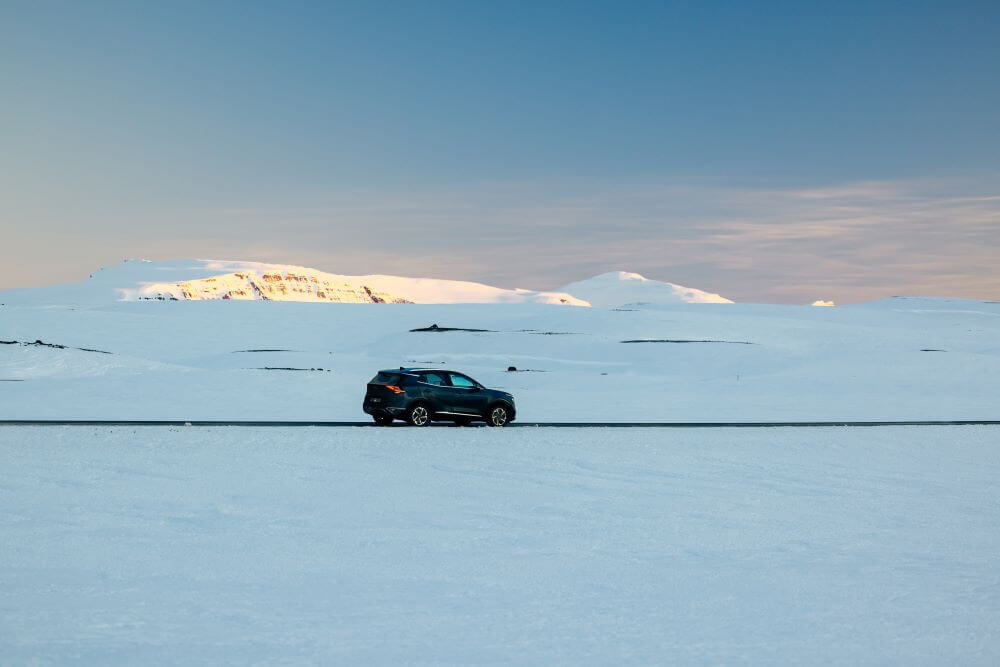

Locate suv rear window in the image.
[369,372,401,385]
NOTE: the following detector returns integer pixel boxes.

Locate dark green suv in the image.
[363,368,516,427]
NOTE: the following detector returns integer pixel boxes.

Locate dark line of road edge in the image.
[0,420,998,427]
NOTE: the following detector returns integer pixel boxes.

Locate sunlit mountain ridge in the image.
[2,259,736,307]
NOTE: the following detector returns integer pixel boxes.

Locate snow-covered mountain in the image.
[558,271,733,307]
[132,265,414,304]
[129,261,592,305]
[5,259,591,306]
[1,260,742,308]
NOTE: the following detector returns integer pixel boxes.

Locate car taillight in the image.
[385,385,405,394]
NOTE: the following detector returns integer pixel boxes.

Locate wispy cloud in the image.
[3,176,998,303]
[209,176,998,303]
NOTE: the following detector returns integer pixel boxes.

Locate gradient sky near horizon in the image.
[2,1,998,303]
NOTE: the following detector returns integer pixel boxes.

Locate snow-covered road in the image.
[1,426,998,664]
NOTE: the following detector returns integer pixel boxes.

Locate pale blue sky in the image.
[2,1,998,302]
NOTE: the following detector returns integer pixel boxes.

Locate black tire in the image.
[406,403,432,427]
[373,414,394,426]
[485,403,510,427]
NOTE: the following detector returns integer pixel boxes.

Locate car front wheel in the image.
[407,403,431,427]
[486,404,510,427]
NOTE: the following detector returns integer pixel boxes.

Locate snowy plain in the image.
[1,260,999,422]
[2,262,999,663]
[1,425,998,664]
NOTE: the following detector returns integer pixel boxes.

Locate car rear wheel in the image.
[407,403,431,427]
[373,414,394,426]
[486,404,510,427]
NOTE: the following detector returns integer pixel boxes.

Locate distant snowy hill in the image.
[3,259,591,306]
[558,271,733,307]
[0,261,741,309]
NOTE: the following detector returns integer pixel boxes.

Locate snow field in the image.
[1,425,998,664]
[2,296,999,421]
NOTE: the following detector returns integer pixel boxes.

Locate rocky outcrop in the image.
[139,270,413,304]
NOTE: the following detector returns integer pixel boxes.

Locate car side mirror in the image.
[471,386,482,392]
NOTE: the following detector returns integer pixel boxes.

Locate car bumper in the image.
[363,399,406,417]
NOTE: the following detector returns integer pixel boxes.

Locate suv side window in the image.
[421,372,449,386]
[449,373,476,389]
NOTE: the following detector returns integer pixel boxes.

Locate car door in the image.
[448,373,489,415]
[416,371,452,412]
